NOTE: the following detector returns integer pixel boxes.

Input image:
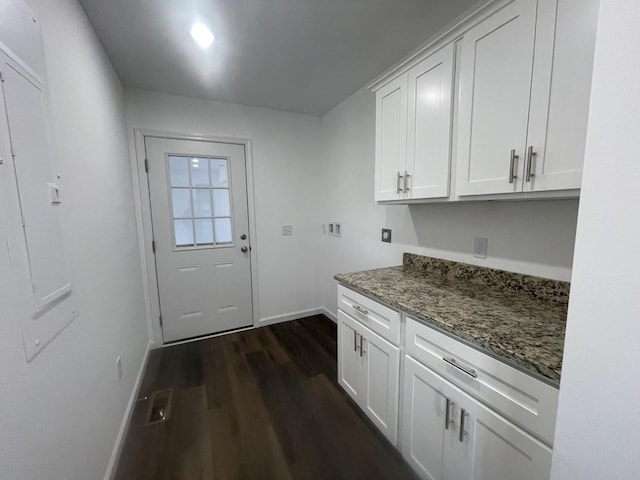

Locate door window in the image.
[168,155,233,248]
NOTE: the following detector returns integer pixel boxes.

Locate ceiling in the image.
[78,0,478,116]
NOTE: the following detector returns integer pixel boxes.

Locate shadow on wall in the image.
[400,199,580,273]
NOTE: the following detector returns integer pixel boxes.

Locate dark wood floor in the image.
[115,315,418,480]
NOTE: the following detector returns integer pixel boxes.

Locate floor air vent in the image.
[145,389,173,425]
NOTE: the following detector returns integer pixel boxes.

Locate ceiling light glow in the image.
[190,22,214,49]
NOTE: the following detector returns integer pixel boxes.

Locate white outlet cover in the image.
[473,237,488,259]
[282,224,293,236]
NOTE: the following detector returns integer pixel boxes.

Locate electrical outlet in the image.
[282,224,293,236]
[381,228,392,243]
[328,222,342,237]
[473,237,488,259]
[116,356,123,381]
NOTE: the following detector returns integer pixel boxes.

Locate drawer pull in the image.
[353,305,369,315]
[445,398,454,430]
[459,408,467,442]
[442,357,478,378]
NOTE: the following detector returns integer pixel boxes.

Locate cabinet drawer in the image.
[338,285,401,345]
[405,316,558,446]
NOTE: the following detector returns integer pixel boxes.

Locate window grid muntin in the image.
[168,155,233,249]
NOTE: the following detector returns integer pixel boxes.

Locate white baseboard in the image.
[321,306,337,323]
[258,307,328,326]
[104,341,153,480]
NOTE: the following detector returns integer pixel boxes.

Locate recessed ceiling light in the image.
[190,22,214,49]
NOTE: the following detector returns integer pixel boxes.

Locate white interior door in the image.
[145,137,253,342]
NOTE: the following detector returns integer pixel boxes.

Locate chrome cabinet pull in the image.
[404,170,410,192]
[508,149,519,184]
[353,330,358,352]
[397,172,404,194]
[442,357,478,378]
[445,398,454,430]
[525,145,536,182]
[359,335,365,357]
[353,305,368,315]
[459,408,467,442]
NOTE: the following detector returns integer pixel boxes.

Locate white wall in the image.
[317,87,579,316]
[551,2,640,478]
[124,88,322,338]
[0,1,149,479]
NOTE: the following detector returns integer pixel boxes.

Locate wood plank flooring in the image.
[115,315,418,480]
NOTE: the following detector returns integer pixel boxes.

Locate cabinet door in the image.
[375,74,408,201]
[337,311,362,402]
[406,44,454,199]
[450,389,553,480]
[402,356,458,480]
[524,0,597,192]
[360,324,400,445]
[455,0,537,196]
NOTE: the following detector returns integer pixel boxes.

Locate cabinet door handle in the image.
[459,408,467,442]
[442,357,478,378]
[397,172,404,194]
[508,149,519,184]
[353,330,358,352]
[353,305,368,315]
[359,335,365,357]
[445,398,454,430]
[404,170,410,192]
[525,145,536,182]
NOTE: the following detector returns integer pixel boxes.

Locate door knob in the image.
[240,234,247,240]
[240,246,248,253]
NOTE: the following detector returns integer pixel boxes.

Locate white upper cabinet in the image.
[372,0,597,201]
[456,0,597,197]
[375,75,408,201]
[406,44,454,199]
[455,0,538,196]
[523,0,599,192]
[374,44,454,202]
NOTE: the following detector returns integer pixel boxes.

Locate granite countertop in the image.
[334,254,569,386]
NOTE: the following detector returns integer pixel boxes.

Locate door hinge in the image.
[10,144,15,157]
[159,315,163,327]
[152,240,156,253]
[0,71,4,83]
[144,158,149,173]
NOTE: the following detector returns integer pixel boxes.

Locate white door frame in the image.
[130,129,260,346]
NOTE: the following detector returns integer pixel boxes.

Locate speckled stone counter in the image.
[334,254,570,386]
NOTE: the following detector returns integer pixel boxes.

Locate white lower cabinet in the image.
[402,355,552,480]
[338,310,400,445]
